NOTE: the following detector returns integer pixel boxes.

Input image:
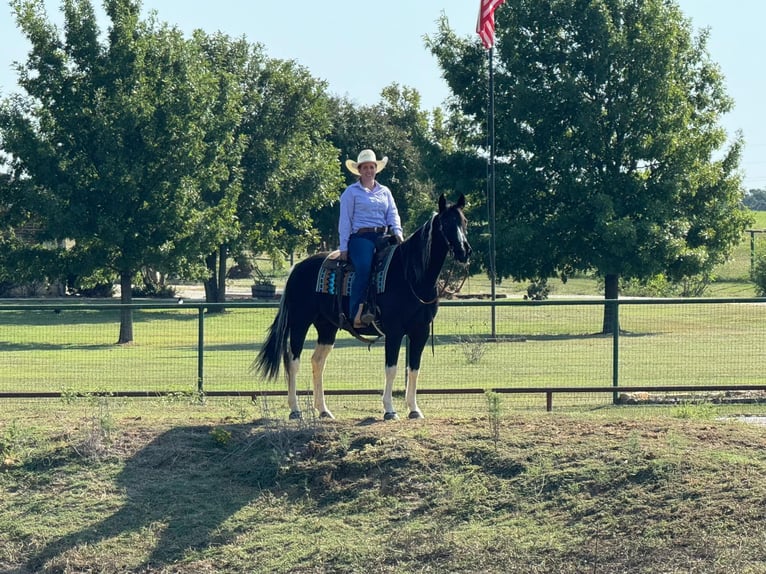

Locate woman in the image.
[339,149,403,329]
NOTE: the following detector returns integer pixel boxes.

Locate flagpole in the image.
[478,0,503,339]
[488,46,497,339]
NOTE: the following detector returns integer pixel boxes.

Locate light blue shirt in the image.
[338,180,402,251]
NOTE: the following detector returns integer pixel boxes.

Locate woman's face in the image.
[358,162,377,179]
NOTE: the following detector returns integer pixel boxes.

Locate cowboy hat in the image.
[345,149,388,175]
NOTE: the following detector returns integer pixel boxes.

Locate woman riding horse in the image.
[254,193,471,421]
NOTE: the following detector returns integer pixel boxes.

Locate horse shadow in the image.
[26,421,300,572]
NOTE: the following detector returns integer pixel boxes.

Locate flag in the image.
[476,0,506,50]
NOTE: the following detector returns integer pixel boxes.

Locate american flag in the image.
[476,0,506,50]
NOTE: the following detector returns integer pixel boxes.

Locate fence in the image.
[1,298,765,411]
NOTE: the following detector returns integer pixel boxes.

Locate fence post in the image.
[197,307,204,393]
[612,299,620,404]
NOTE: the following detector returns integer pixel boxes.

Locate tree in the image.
[232,56,341,281]
[429,0,752,331]
[192,31,250,307]
[0,0,239,342]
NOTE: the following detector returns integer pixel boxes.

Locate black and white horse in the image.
[253,194,471,420]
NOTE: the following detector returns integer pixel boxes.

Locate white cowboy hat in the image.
[345,149,388,175]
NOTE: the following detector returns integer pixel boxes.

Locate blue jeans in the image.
[348,232,379,317]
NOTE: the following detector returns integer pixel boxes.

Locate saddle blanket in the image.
[316,247,397,296]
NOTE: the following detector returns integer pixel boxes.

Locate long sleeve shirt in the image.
[338,180,403,252]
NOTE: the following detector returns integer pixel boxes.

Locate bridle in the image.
[406,207,468,305]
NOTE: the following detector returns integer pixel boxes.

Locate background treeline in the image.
[743,189,766,211]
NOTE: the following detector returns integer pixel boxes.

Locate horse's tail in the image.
[252,293,290,380]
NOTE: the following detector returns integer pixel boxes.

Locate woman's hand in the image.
[339,250,348,261]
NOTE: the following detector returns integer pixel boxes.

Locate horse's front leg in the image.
[311,343,334,419]
[382,334,404,420]
[405,368,423,420]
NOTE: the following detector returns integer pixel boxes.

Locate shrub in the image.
[751,254,766,296]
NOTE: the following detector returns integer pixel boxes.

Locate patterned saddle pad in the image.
[315,246,397,296]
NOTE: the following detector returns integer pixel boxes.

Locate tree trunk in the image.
[118,272,134,344]
[217,245,227,301]
[203,246,228,313]
[601,273,619,334]
[204,252,219,302]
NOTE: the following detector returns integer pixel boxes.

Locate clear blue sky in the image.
[1,1,764,188]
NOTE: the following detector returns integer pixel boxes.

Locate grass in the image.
[2,405,766,573]
[2,298,766,408]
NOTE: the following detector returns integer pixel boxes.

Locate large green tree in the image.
[0,0,241,342]
[429,0,752,330]
[190,33,342,305]
[230,55,341,288]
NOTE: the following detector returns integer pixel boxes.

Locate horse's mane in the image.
[399,212,438,288]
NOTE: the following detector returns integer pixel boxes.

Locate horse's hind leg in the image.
[286,355,302,419]
[286,321,312,420]
[404,325,429,419]
[310,320,338,419]
[382,333,403,420]
[311,343,334,419]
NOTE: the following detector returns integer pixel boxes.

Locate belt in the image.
[356,226,388,234]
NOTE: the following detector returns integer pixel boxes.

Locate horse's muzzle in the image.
[454,241,472,263]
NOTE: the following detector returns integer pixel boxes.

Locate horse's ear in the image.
[438,193,447,213]
[457,194,466,209]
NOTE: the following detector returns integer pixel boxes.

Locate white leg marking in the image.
[382,365,398,414]
[286,355,300,414]
[311,344,334,418]
[406,368,423,418]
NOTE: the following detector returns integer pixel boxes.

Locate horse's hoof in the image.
[383,411,399,421]
[408,411,424,420]
[320,411,335,420]
[288,411,302,420]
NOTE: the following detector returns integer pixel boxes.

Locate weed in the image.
[1,420,35,467]
[522,452,554,500]
[210,427,232,447]
[671,401,717,420]
[457,335,487,364]
[72,396,117,459]
[485,390,501,447]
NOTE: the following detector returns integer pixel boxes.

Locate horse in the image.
[253,193,471,420]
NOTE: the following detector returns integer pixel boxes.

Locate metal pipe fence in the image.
[1,298,765,411]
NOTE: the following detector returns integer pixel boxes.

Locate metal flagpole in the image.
[478,0,503,340]
[488,46,497,339]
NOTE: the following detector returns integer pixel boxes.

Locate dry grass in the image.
[2,403,766,573]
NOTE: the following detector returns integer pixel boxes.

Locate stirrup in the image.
[360,309,375,325]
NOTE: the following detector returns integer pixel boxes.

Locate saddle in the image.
[316,237,399,333]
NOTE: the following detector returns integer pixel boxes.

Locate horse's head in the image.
[436,193,472,264]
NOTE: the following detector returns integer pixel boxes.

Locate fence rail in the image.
[1,297,765,410]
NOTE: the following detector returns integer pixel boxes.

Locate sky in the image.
[1,1,765,189]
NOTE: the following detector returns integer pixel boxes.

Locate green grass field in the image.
[1,298,766,418]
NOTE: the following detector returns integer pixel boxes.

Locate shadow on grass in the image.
[0,341,258,353]
[0,308,199,327]
[325,329,659,349]
[25,421,306,572]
